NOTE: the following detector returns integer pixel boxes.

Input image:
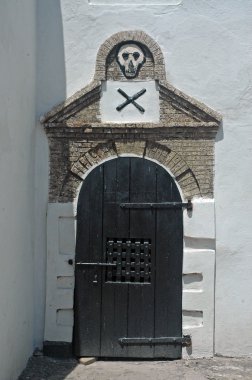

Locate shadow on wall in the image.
[215,120,224,142]
[33,0,68,353]
[37,0,66,117]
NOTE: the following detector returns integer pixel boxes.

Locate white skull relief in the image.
[116,43,145,79]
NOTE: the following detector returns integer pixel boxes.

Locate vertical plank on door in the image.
[101,158,130,357]
[154,165,183,358]
[127,158,156,358]
[74,166,104,356]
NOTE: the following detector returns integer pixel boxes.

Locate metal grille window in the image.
[106,238,151,283]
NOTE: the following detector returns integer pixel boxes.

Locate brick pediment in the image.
[41,78,221,128]
[41,31,221,130]
[42,31,221,203]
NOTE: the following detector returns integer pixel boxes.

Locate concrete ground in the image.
[18,356,252,380]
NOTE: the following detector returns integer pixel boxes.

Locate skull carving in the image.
[116,43,145,79]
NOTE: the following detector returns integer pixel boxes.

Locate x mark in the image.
[116,88,146,113]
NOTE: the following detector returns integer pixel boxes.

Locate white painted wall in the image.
[0,1,36,379]
[34,0,64,350]
[36,0,252,357]
[45,204,75,343]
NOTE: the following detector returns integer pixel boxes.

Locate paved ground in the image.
[18,356,252,380]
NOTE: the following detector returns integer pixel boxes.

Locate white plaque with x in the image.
[100,81,160,123]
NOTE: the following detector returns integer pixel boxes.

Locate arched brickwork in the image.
[62,141,201,202]
[94,30,166,81]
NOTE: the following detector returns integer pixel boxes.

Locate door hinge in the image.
[120,200,192,211]
[118,335,191,347]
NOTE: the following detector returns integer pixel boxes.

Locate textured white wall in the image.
[34,0,65,349]
[0,1,36,379]
[37,0,252,356]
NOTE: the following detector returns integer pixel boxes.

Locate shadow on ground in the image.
[18,357,78,380]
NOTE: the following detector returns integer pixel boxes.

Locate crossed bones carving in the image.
[116,88,146,113]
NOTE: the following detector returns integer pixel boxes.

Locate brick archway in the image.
[68,141,200,201]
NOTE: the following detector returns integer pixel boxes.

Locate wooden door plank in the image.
[100,158,130,357]
[127,158,156,358]
[74,166,104,357]
[154,165,183,358]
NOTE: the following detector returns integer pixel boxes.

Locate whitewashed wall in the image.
[34,0,64,350]
[0,1,36,379]
[36,0,252,357]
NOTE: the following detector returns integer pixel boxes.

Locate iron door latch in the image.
[75,262,116,267]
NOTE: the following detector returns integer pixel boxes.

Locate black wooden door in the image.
[74,157,183,358]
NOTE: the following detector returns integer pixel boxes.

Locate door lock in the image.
[93,273,98,285]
